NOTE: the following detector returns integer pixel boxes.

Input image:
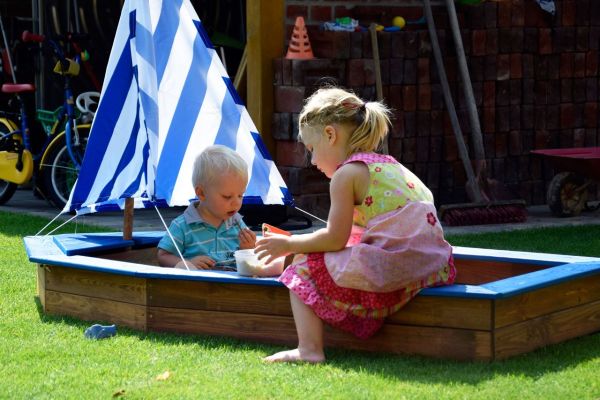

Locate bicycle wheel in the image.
[41,125,90,208]
[0,119,18,204]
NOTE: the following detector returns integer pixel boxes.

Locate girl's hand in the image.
[238,228,257,249]
[255,234,292,265]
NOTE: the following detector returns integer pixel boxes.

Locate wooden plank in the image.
[37,264,46,309]
[494,273,600,328]
[148,279,492,330]
[246,0,284,155]
[389,296,493,330]
[324,324,492,361]
[148,306,493,361]
[454,258,547,285]
[99,247,160,266]
[44,266,147,305]
[494,298,600,360]
[147,279,292,315]
[45,291,147,331]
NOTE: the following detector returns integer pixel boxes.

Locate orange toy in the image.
[285,16,315,60]
[262,223,291,236]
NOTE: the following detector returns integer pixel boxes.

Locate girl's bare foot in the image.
[263,348,325,364]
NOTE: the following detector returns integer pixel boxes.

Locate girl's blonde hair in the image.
[192,145,248,187]
[298,87,391,155]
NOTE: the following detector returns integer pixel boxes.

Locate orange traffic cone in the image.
[286,16,315,60]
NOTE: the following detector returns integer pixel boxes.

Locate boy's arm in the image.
[157,248,184,267]
[157,219,187,267]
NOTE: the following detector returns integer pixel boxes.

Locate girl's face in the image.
[195,170,247,227]
[302,125,347,178]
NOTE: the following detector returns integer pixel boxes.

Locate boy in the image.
[157,145,256,270]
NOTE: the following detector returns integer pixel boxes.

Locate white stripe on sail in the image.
[148,0,163,33]
[265,162,287,204]
[234,115,256,190]
[181,0,200,21]
[239,105,259,134]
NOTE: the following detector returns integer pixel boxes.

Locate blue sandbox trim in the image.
[24,234,600,298]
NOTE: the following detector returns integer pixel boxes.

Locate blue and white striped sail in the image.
[65,0,292,214]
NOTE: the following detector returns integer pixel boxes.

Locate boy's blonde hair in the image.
[298,87,391,156]
[192,145,248,187]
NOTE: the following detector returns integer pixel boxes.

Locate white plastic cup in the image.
[234,249,264,276]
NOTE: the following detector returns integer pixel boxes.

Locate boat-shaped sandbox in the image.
[24,232,600,361]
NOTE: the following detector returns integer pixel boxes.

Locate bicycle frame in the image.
[44,39,83,170]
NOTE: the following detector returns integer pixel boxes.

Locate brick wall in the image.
[274,0,600,217]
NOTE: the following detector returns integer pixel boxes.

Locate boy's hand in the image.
[175,256,216,270]
[189,255,216,270]
[238,228,257,249]
[174,259,193,270]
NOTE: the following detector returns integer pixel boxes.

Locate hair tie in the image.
[341,101,366,111]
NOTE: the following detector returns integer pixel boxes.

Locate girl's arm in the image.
[255,163,368,262]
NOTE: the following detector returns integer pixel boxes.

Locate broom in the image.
[423,0,527,226]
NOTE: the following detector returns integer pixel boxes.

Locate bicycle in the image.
[0,31,98,208]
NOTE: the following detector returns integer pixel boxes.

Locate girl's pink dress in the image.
[279,152,455,339]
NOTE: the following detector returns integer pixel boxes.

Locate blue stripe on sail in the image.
[193,20,213,49]
[223,77,243,106]
[213,89,240,149]
[251,131,273,161]
[129,10,136,38]
[155,32,212,201]
[68,39,134,210]
[280,186,294,205]
[155,0,184,84]
[134,19,154,69]
[122,132,150,196]
[96,101,142,201]
[241,196,263,205]
[139,90,158,138]
[245,132,271,203]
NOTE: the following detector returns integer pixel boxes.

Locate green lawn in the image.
[1,210,599,399]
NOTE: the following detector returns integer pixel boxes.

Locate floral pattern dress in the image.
[278,152,456,339]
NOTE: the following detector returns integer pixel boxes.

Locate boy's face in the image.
[195,170,247,226]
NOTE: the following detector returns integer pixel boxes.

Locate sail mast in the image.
[123,198,134,240]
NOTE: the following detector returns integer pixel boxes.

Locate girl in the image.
[254,87,455,363]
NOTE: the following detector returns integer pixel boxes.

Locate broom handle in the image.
[369,23,388,154]
[445,0,485,162]
[423,0,481,201]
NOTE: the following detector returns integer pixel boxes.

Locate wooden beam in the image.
[246,0,284,155]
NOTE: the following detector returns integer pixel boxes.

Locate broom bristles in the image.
[439,202,527,227]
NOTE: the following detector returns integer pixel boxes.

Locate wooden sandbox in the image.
[24,233,600,361]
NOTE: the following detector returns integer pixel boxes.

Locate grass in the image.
[1,210,600,399]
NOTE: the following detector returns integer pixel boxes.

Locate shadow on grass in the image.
[32,295,600,385]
